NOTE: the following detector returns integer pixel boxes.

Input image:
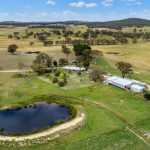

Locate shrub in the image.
[53,60,58,67]
[55,70,61,76]
[59,72,65,79]
[58,81,65,87]
[53,77,58,83]
[144,92,150,100]
[29,41,34,46]
[64,77,67,84]
[59,58,68,66]
[77,72,82,76]
[8,34,13,39]
[45,74,50,77]
[82,60,90,69]
[45,69,52,73]
[48,74,52,80]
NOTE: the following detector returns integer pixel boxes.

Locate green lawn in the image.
[0,72,150,150]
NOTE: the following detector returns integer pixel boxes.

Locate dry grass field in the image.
[92,42,150,73]
[0,26,149,82]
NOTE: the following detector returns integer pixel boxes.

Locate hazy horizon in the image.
[1,17,150,23]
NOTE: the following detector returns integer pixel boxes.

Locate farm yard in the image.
[0,23,150,150]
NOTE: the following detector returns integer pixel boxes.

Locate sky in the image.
[0,0,149,22]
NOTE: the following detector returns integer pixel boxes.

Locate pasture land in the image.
[0,73,150,150]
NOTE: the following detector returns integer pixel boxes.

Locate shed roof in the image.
[130,84,145,90]
[113,78,133,86]
[107,76,133,86]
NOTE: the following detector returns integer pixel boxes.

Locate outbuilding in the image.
[130,84,145,93]
[106,76,145,93]
[107,76,134,89]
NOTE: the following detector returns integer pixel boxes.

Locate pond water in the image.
[0,103,73,135]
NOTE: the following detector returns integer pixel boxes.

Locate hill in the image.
[87,18,150,29]
[0,18,150,29]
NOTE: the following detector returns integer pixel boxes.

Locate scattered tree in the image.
[116,61,133,78]
[90,67,104,82]
[73,44,91,56]
[32,52,53,75]
[8,44,18,54]
[62,45,71,59]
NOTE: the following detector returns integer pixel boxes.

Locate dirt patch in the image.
[144,132,150,138]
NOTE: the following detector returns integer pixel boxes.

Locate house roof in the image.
[63,66,86,71]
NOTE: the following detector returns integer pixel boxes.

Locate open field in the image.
[90,26,150,33]
[0,72,150,149]
[1,42,149,86]
[122,26,150,33]
[0,26,149,72]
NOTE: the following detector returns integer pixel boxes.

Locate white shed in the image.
[107,76,134,89]
[130,84,144,93]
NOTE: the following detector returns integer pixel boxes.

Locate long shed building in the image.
[106,76,145,93]
[107,76,133,89]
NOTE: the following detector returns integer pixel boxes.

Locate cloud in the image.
[136,1,142,5]
[63,11,75,15]
[85,3,97,7]
[101,0,114,7]
[121,0,142,5]
[46,0,55,5]
[70,1,84,7]
[69,1,97,8]
[121,0,136,1]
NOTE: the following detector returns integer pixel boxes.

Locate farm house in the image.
[63,66,86,71]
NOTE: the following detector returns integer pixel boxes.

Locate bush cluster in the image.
[53,77,58,83]
[48,69,67,87]
[144,92,150,100]
[58,81,65,87]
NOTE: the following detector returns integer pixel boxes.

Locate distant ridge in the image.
[0,18,150,28]
[86,18,150,28]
